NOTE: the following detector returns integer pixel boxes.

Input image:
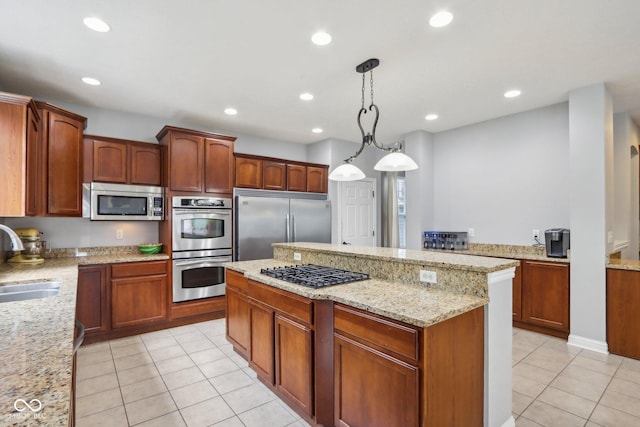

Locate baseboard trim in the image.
[567,334,609,354]
[501,415,516,427]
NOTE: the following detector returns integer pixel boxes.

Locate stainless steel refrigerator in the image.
[234,189,331,261]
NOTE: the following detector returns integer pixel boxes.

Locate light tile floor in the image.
[76,319,640,427]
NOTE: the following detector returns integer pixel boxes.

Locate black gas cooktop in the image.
[260,264,369,289]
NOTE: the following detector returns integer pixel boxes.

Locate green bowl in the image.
[138,244,162,254]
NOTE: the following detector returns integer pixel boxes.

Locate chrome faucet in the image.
[0,224,25,251]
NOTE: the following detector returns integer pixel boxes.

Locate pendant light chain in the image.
[361,73,366,110]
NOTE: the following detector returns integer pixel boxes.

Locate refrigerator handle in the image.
[291,214,296,242]
[286,213,291,242]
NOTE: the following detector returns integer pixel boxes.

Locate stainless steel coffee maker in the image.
[8,228,48,264]
[544,228,570,258]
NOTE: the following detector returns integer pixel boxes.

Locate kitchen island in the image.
[225,242,517,427]
[0,249,168,426]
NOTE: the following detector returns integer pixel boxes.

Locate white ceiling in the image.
[1,0,640,145]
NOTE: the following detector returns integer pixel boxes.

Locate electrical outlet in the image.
[293,252,301,261]
[532,229,540,240]
[419,270,437,284]
[116,229,124,240]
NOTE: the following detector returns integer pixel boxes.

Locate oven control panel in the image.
[423,231,468,251]
[173,196,232,209]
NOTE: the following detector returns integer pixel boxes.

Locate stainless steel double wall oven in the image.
[171,196,232,303]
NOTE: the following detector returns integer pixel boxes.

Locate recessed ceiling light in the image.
[300,93,314,101]
[504,89,522,98]
[425,113,439,121]
[311,31,332,46]
[312,128,323,134]
[83,17,110,32]
[224,107,238,115]
[429,11,453,28]
[81,77,101,86]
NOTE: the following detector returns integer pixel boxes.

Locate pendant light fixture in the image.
[329,58,419,181]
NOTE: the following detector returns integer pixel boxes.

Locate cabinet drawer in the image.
[248,279,313,325]
[112,260,168,278]
[227,269,249,294]
[334,304,419,362]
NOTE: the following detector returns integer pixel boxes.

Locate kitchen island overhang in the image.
[225,242,517,427]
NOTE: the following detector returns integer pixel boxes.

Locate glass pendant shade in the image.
[374,152,419,171]
[328,163,366,181]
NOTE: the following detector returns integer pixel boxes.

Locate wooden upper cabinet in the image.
[130,143,161,186]
[263,160,287,190]
[93,140,128,183]
[306,166,328,193]
[156,126,236,194]
[37,101,87,217]
[287,164,307,192]
[204,137,234,193]
[0,92,40,217]
[235,156,263,189]
[25,101,41,216]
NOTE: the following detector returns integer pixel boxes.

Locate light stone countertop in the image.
[607,258,640,271]
[273,242,519,273]
[424,243,570,263]
[225,259,489,328]
[0,251,169,426]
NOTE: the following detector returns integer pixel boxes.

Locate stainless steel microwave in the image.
[82,182,164,221]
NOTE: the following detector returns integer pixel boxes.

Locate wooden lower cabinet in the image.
[275,314,313,415]
[112,274,167,328]
[226,286,250,358]
[521,260,570,335]
[512,263,522,321]
[248,299,275,383]
[607,268,640,359]
[76,265,109,334]
[334,334,418,427]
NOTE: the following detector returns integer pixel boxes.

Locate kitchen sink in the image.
[0,280,61,303]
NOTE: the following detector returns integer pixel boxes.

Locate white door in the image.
[338,178,376,246]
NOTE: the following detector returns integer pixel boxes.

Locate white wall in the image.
[404,130,434,250]
[430,103,570,245]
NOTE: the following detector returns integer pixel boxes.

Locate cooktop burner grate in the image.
[260,264,369,289]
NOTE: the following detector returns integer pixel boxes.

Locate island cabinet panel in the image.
[76,265,110,334]
[93,140,128,183]
[334,334,419,427]
[235,156,263,189]
[37,102,87,216]
[287,164,307,192]
[521,260,570,333]
[275,314,313,415]
[204,137,234,193]
[306,166,328,193]
[607,268,640,359]
[263,160,287,190]
[248,299,275,383]
[111,261,168,329]
[129,143,162,186]
[512,263,522,321]
[226,270,250,358]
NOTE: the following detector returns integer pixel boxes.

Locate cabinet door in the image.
[46,111,84,216]
[275,314,313,416]
[93,140,128,183]
[112,274,167,328]
[249,300,274,383]
[263,161,287,190]
[235,157,262,188]
[306,166,327,193]
[522,261,569,332]
[25,105,41,216]
[226,287,250,358]
[287,164,307,192]
[204,138,234,193]
[512,263,522,321]
[169,132,203,192]
[76,265,109,334]
[334,334,419,427]
[607,269,640,358]
[130,143,161,186]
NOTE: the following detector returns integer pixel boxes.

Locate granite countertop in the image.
[607,258,640,271]
[424,243,570,263]
[273,242,519,273]
[0,250,169,426]
[225,259,488,328]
